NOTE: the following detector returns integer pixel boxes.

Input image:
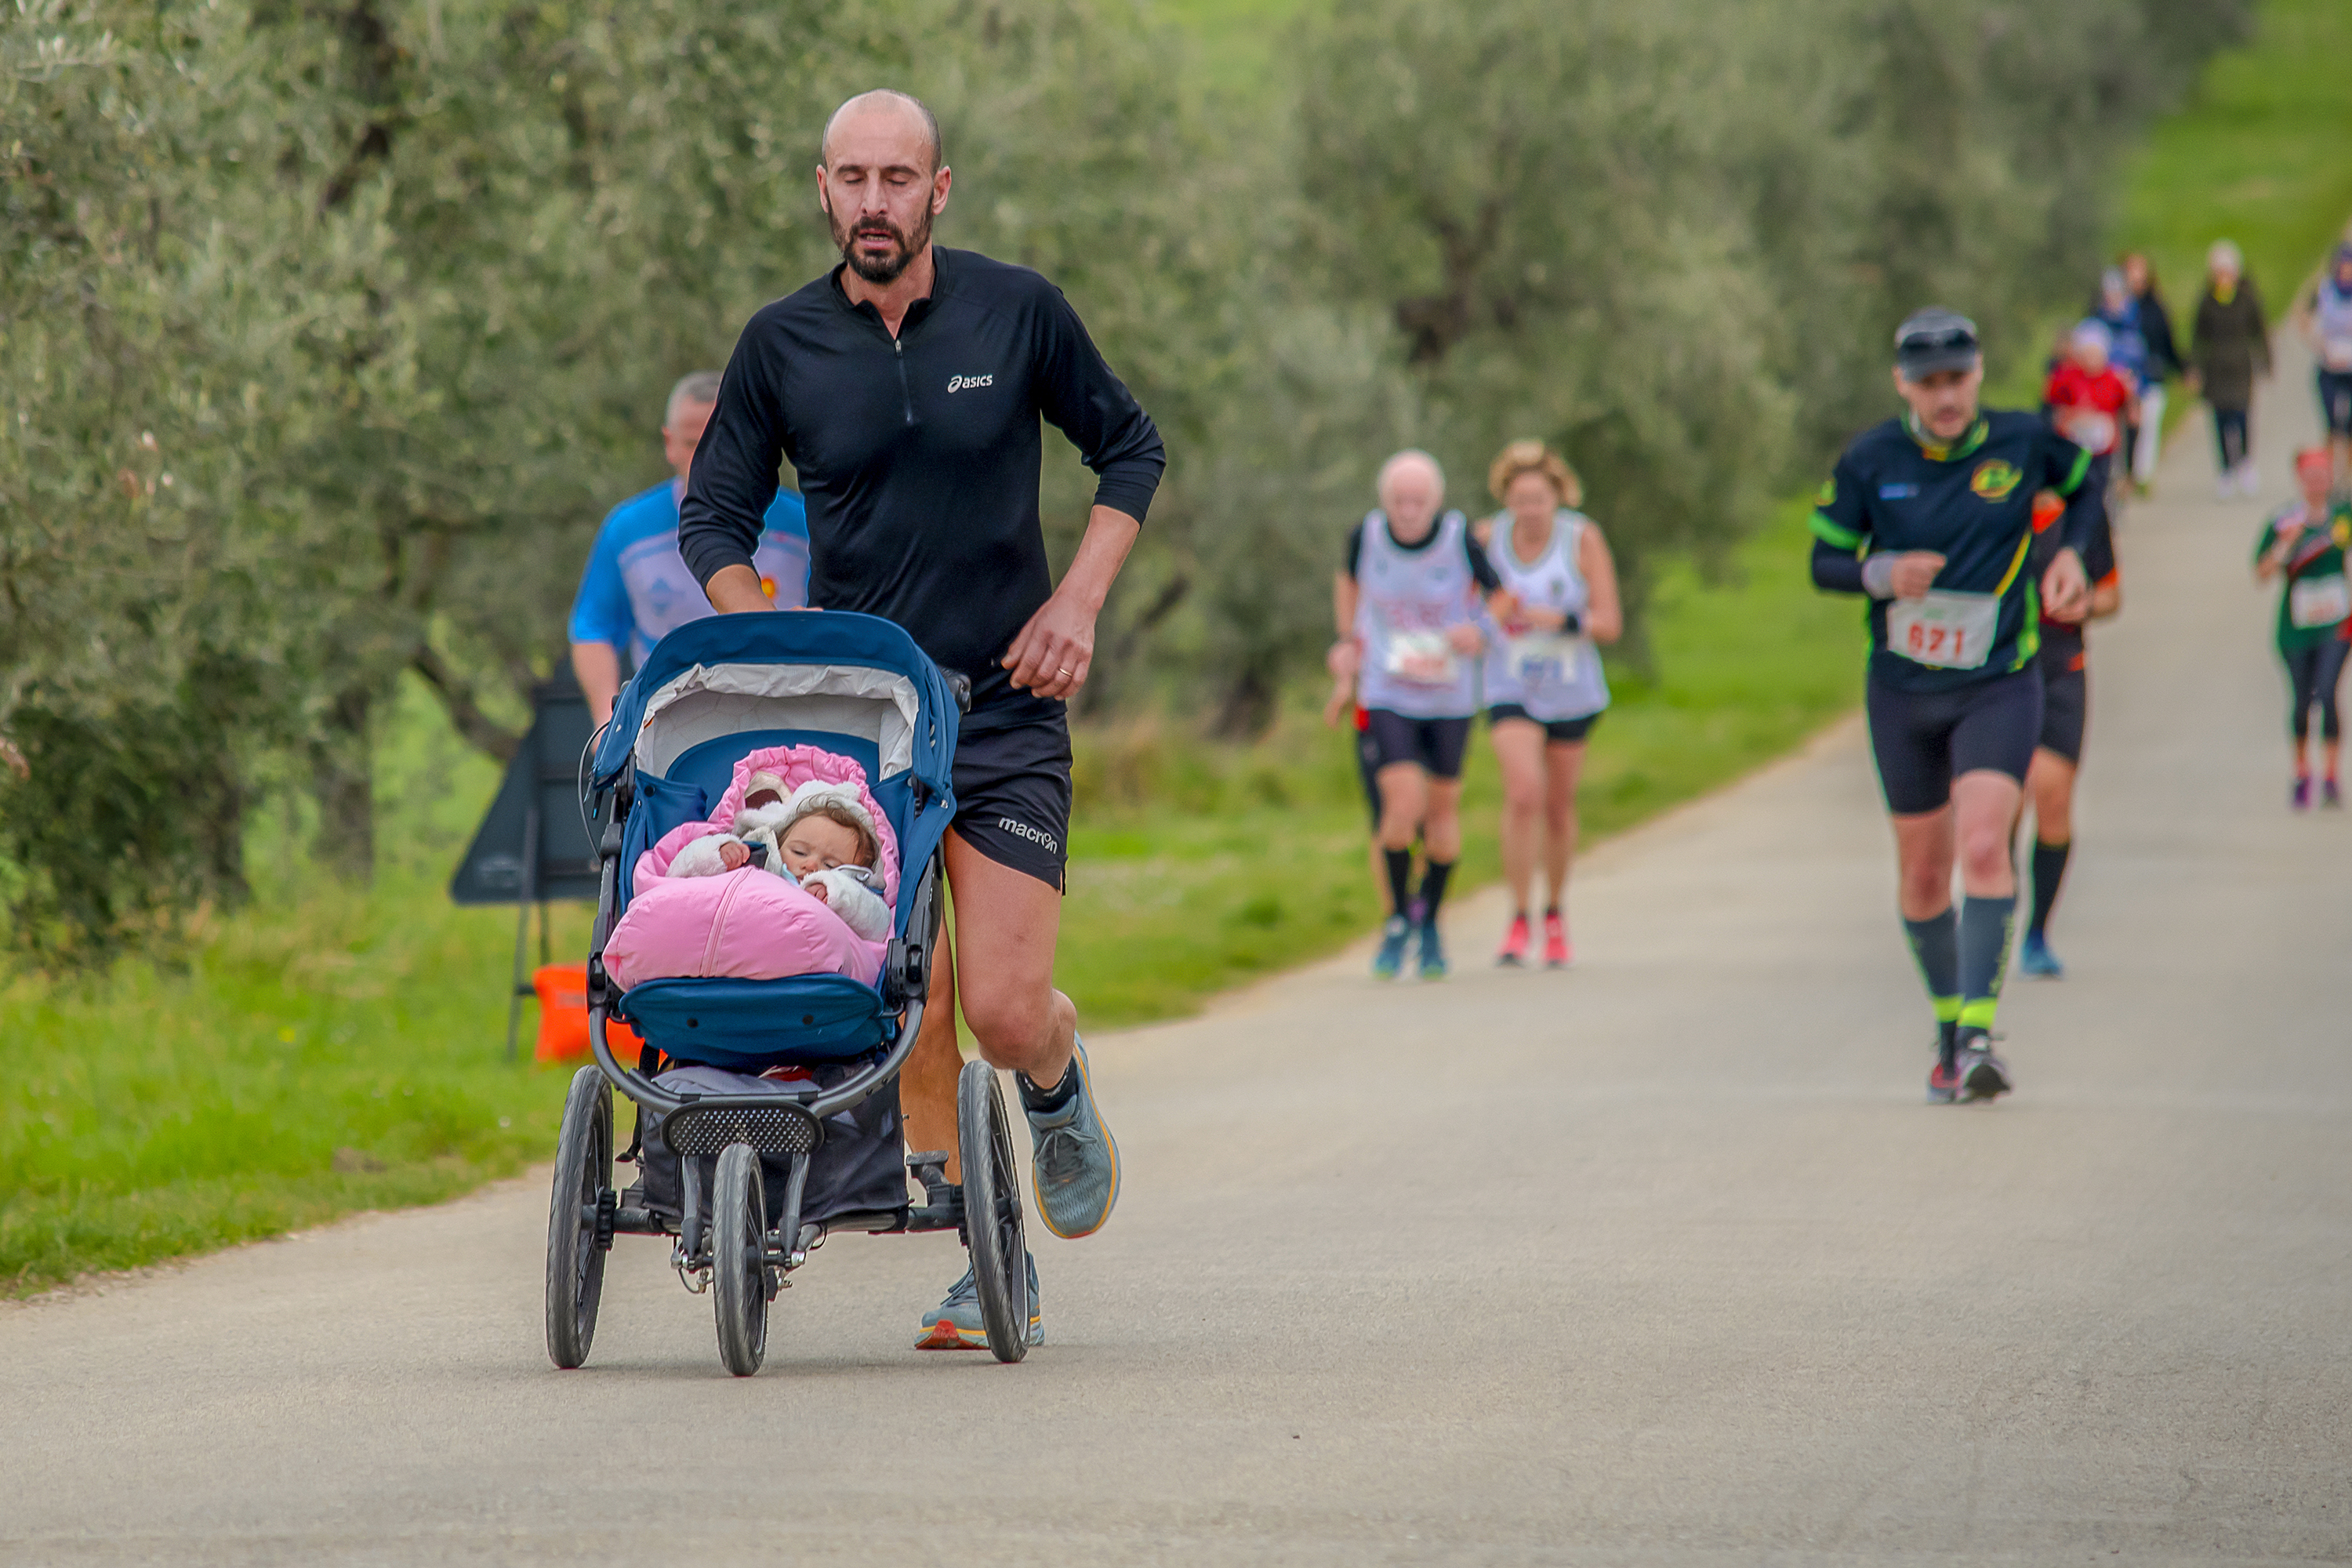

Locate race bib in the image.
[2060,408,2118,456]
[2323,337,2352,372]
[1507,632,1581,689]
[2289,572,2350,629]
[1383,630,1458,685]
[1886,590,1998,670]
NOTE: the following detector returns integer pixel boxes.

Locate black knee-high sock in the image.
[1957,895,2016,1042]
[1903,909,1962,1068]
[2029,840,2071,938]
[1418,859,1454,921]
[1383,849,1414,921]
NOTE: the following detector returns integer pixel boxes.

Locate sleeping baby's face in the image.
[780,815,863,880]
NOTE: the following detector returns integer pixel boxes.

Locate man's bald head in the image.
[1376,448,1446,540]
[820,89,942,175]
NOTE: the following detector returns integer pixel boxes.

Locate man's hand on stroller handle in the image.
[1004,506,1140,702]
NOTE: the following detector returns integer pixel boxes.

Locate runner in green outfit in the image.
[2253,449,2352,808]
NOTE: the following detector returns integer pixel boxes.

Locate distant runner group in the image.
[1325,441,1619,981]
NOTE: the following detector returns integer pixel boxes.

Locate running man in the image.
[1327,450,1498,980]
[569,372,810,727]
[678,89,1164,1347]
[1476,440,1619,969]
[2252,449,2352,808]
[1809,308,2097,1104]
[2018,489,2122,978]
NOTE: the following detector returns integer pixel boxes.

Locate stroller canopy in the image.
[592,611,958,801]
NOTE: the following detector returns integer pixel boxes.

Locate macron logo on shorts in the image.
[947,373,994,394]
[996,815,1058,853]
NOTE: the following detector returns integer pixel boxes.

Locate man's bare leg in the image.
[942,830,1074,1085]
[901,925,963,1182]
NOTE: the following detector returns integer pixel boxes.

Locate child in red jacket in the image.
[2044,319,2138,463]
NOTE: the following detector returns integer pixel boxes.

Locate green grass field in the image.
[7,0,2344,1295]
[2114,0,2352,324]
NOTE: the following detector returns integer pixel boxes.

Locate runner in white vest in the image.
[1329,448,1498,981]
[1478,441,1620,968]
[2294,243,2352,492]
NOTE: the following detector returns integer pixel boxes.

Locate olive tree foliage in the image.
[1287,0,2250,659]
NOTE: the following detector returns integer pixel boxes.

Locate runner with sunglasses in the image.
[1809,309,2099,1104]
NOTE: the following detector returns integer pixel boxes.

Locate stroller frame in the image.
[543,612,1030,1375]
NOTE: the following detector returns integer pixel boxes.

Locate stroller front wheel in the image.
[711,1143,770,1377]
[545,1065,612,1370]
[957,1059,1031,1364]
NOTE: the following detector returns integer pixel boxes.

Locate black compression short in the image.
[1362,709,1472,780]
[1355,720,1385,828]
[1866,667,2042,815]
[951,715,1073,891]
[1487,704,1600,744]
[2037,663,2087,764]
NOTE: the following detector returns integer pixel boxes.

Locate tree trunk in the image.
[309,685,376,884]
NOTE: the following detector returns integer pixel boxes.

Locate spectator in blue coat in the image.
[568,372,811,724]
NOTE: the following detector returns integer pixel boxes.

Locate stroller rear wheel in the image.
[711,1142,770,1377]
[545,1066,612,1370]
[957,1059,1031,1363]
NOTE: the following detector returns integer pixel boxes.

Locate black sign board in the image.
[448,670,608,1058]
[449,671,602,906]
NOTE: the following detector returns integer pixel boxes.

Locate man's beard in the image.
[833,205,932,285]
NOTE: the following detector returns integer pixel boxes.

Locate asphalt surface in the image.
[7,343,2351,1566]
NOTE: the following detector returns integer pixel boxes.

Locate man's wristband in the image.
[1860,554,1899,599]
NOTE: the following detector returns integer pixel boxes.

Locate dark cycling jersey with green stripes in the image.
[1809,411,2100,695]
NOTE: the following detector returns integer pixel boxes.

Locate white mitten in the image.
[667,832,739,879]
[804,868,893,942]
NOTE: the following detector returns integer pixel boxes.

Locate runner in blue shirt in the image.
[568,372,811,724]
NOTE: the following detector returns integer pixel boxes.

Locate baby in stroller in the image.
[667,769,893,942]
[602,745,899,990]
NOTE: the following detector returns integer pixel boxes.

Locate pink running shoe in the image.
[1496,913,1530,966]
[1542,909,1571,968]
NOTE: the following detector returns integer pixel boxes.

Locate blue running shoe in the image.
[916,1250,1043,1350]
[1372,915,1412,979]
[1025,1039,1121,1240]
[2019,931,2064,978]
[1417,917,1449,980]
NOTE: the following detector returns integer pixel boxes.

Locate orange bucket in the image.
[532,963,648,1063]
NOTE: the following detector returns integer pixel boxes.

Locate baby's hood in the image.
[709,744,899,905]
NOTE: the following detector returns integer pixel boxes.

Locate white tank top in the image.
[1480,511,1610,722]
[2317,279,2352,372]
[1353,509,1483,718]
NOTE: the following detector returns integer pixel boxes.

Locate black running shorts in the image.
[1363,708,1473,781]
[1865,666,2042,815]
[1487,703,1601,745]
[2037,662,2087,764]
[951,714,1073,891]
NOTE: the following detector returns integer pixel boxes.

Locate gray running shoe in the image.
[916,1250,1043,1350]
[1026,1038,1122,1239]
[1956,1040,2014,1102]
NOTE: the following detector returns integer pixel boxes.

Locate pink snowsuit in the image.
[602,745,899,991]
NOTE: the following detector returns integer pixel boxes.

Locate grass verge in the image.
[2114,0,2352,335]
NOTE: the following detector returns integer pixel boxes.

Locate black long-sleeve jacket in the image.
[681,248,1165,729]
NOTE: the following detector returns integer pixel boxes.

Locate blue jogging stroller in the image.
[544,611,1031,1375]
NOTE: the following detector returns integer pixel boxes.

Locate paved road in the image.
[9,351,2352,1566]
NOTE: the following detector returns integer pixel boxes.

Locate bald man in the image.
[1328,451,1497,980]
[680,89,1164,1349]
